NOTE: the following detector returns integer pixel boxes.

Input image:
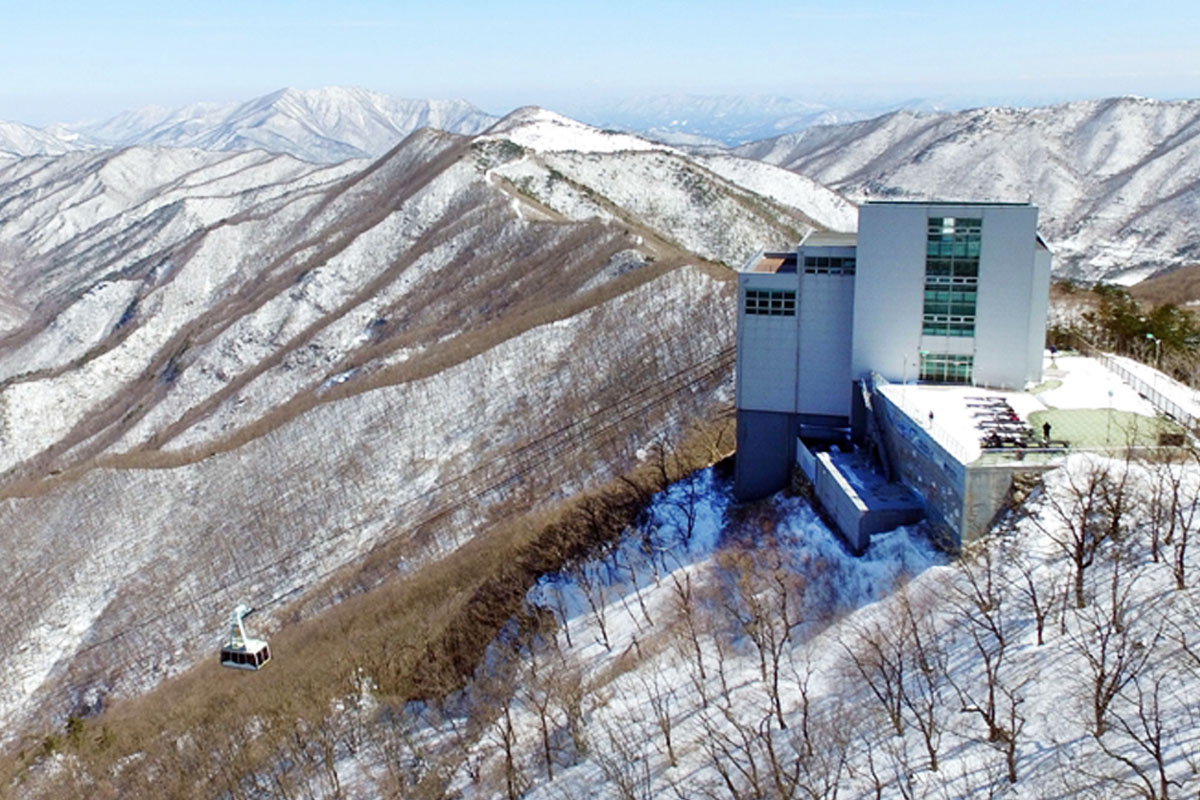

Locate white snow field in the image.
[318,456,1200,799]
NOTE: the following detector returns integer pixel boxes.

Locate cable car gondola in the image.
[219,603,270,671]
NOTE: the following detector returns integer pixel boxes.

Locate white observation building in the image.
[734,201,1052,500]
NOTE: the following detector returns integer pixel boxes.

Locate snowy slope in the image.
[697,153,857,233]
[67,87,499,163]
[297,454,1200,800]
[736,97,1200,282]
[483,108,848,264]
[0,112,793,740]
[481,107,671,154]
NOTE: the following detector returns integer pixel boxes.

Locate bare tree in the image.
[697,704,766,799]
[1068,585,1161,738]
[996,680,1027,784]
[669,570,708,704]
[572,560,612,651]
[716,539,807,730]
[473,639,526,800]
[1033,458,1130,608]
[944,547,1013,746]
[1096,674,1190,800]
[639,661,680,768]
[1011,549,1059,646]
[840,614,908,737]
[897,588,950,772]
[594,718,654,800]
[1161,453,1200,591]
[521,638,562,782]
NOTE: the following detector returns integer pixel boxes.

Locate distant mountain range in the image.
[735,96,1200,282]
[0,120,84,158]
[566,93,895,147]
[4,88,1200,282]
[2,87,498,163]
[0,89,919,161]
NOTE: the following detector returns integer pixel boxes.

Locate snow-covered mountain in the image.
[0,120,87,160]
[0,109,854,744]
[574,92,881,146]
[736,96,1200,282]
[65,86,500,163]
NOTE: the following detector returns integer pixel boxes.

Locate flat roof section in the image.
[749,252,797,273]
[800,231,858,248]
[863,200,1034,207]
[876,353,1181,466]
[829,450,924,513]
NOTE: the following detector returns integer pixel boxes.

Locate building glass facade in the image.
[919,353,974,383]
[922,217,981,337]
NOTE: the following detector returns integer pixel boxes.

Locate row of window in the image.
[920,354,974,384]
[922,315,976,337]
[923,287,978,319]
[744,289,796,316]
[926,256,979,277]
[803,256,856,274]
[926,240,982,259]
[928,217,982,235]
[925,274,979,287]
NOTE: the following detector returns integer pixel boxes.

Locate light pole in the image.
[1146,332,1161,369]
[1107,388,1114,445]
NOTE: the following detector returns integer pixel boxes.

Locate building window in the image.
[744,289,796,316]
[803,256,856,274]
[923,217,980,336]
[920,353,974,384]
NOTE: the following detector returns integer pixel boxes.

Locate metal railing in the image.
[1072,336,1199,432]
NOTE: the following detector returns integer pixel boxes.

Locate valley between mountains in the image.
[0,108,846,748]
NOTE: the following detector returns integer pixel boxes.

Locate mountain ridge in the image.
[0,111,854,739]
[5,86,500,164]
[734,95,1200,282]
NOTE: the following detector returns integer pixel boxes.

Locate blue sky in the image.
[2,0,1198,124]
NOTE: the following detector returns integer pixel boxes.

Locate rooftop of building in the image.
[746,251,798,274]
[828,449,925,512]
[876,352,1191,467]
[862,199,1035,207]
[799,231,858,248]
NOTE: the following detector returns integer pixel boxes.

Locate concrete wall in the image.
[973,204,1042,388]
[872,387,966,541]
[734,409,795,499]
[1026,245,1053,383]
[870,382,1056,546]
[962,462,1057,541]
[852,204,926,382]
[737,273,798,413]
[796,436,817,482]
[795,440,924,554]
[797,271,855,418]
[813,452,872,553]
[853,202,1046,390]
